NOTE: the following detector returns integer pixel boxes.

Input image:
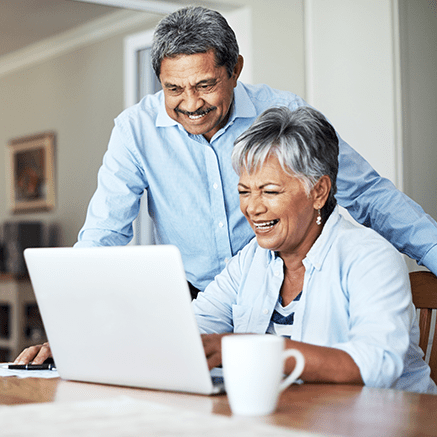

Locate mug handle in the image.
[279,349,305,392]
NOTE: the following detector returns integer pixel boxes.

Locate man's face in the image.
[160,51,243,142]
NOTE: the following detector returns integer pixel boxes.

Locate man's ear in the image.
[232,55,244,84]
[312,175,331,209]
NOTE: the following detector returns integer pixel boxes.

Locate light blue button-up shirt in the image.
[75,82,437,290]
[193,207,437,394]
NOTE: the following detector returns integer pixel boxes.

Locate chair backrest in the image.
[409,271,437,383]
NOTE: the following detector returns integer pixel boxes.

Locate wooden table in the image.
[1,376,437,436]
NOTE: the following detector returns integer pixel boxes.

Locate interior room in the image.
[0,0,436,357]
[0,1,437,432]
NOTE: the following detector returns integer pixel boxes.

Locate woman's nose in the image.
[246,195,266,216]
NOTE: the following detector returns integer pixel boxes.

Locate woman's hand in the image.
[13,342,52,365]
[201,333,232,370]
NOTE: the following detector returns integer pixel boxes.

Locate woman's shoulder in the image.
[337,215,395,248]
[333,213,405,269]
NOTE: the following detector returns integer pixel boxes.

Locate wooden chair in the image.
[409,271,437,383]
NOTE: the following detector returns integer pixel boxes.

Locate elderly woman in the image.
[194,106,437,393]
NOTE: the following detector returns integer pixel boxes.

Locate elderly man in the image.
[14,6,437,365]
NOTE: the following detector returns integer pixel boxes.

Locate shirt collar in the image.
[231,81,257,121]
[155,81,257,129]
[156,91,175,127]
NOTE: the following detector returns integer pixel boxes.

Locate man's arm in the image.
[336,137,437,274]
[75,123,147,248]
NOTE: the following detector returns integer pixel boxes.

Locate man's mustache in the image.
[174,107,216,117]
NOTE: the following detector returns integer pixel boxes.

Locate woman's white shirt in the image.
[192,206,437,394]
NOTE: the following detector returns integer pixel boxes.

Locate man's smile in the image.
[175,106,216,120]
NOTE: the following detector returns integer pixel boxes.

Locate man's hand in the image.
[13,342,52,365]
[201,333,232,370]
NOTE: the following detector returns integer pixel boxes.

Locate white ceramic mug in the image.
[222,334,305,416]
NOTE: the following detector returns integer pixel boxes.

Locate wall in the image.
[0,16,161,246]
[305,0,400,186]
[400,0,437,221]
[240,0,305,96]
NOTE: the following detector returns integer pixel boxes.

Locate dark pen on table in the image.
[8,363,56,370]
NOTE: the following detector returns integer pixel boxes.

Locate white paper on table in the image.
[0,395,322,437]
[0,363,59,379]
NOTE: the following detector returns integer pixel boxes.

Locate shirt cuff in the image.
[419,245,437,276]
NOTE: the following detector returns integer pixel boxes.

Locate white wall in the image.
[399,0,437,221]
[305,0,401,186]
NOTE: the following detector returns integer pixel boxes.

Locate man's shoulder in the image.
[115,91,163,124]
[238,82,307,111]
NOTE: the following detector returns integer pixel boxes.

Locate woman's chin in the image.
[255,236,279,252]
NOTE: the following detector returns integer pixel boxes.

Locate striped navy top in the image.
[266,291,302,338]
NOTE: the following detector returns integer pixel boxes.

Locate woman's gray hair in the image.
[151,6,239,78]
[232,106,339,221]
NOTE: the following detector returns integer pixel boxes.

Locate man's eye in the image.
[197,83,215,92]
[167,87,182,94]
[264,191,279,195]
[238,191,249,196]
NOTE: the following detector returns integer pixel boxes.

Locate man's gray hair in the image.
[232,106,339,221]
[151,6,239,78]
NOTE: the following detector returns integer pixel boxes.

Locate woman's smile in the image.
[253,219,280,231]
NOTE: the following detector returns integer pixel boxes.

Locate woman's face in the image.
[238,155,324,258]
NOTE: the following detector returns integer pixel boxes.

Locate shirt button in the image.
[213,183,218,189]
[274,271,281,277]
[263,309,269,315]
[219,222,224,228]
[224,258,229,263]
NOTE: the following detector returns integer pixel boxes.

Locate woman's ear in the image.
[312,175,331,210]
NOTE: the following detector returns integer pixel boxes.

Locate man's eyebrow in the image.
[163,82,180,89]
[197,78,218,85]
[163,78,218,89]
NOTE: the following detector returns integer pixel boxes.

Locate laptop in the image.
[24,245,224,395]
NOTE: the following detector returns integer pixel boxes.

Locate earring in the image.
[316,209,322,226]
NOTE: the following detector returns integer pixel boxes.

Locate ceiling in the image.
[1,0,191,58]
[0,0,123,58]
[0,0,236,59]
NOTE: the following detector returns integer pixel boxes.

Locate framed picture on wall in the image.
[7,132,56,213]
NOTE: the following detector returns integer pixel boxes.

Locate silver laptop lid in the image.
[24,245,218,394]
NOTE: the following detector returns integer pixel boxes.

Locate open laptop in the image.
[24,245,224,395]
